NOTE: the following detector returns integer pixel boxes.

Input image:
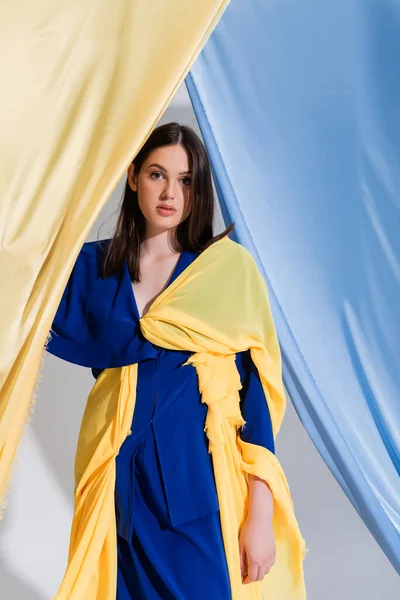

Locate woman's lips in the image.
[157,206,176,216]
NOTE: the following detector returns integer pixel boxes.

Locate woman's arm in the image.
[236,350,277,583]
[239,474,276,584]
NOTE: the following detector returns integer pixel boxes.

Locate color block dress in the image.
[46,239,275,600]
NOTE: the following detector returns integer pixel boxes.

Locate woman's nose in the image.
[162,183,175,199]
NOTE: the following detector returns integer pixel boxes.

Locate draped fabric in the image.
[65,236,306,600]
[0,0,230,517]
[186,0,400,570]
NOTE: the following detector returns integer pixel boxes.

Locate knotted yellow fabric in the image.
[60,235,307,599]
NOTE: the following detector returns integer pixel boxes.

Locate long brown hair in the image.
[100,122,234,281]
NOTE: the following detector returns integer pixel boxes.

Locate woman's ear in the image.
[127,163,137,192]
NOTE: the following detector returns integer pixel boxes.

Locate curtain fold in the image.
[0,0,230,513]
[186,0,400,571]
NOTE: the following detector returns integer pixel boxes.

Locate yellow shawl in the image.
[54,235,307,599]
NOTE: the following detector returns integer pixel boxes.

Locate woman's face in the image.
[128,144,192,234]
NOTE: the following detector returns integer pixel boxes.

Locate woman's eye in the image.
[150,171,163,180]
[181,177,191,186]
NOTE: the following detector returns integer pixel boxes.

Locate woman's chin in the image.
[146,217,179,232]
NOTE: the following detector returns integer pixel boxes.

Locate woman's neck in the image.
[140,228,181,258]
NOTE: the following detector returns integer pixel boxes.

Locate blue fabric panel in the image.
[187,0,400,571]
[116,423,231,600]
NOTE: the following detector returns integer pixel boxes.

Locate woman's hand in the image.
[239,474,276,584]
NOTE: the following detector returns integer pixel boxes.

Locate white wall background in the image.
[0,84,398,599]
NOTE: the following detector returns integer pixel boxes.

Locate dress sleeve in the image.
[236,349,275,454]
[46,240,161,370]
[45,246,105,367]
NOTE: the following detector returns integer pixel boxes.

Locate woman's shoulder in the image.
[72,238,112,279]
[80,237,111,260]
[208,236,257,272]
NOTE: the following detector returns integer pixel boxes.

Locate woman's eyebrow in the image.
[148,162,192,175]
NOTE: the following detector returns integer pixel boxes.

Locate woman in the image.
[47,122,278,599]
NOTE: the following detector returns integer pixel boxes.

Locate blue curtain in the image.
[186,0,400,571]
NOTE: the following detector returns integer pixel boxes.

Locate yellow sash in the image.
[54,235,307,599]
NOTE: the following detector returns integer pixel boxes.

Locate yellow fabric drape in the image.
[68,236,307,600]
[0,0,230,517]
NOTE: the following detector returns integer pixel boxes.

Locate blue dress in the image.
[46,239,275,600]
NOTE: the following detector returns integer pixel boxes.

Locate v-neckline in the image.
[130,251,185,321]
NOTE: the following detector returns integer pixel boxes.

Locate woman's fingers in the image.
[242,558,258,584]
[239,542,247,579]
[256,565,267,580]
[242,554,273,584]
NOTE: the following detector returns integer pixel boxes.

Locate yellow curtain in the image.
[0,0,230,514]
[70,236,307,599]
